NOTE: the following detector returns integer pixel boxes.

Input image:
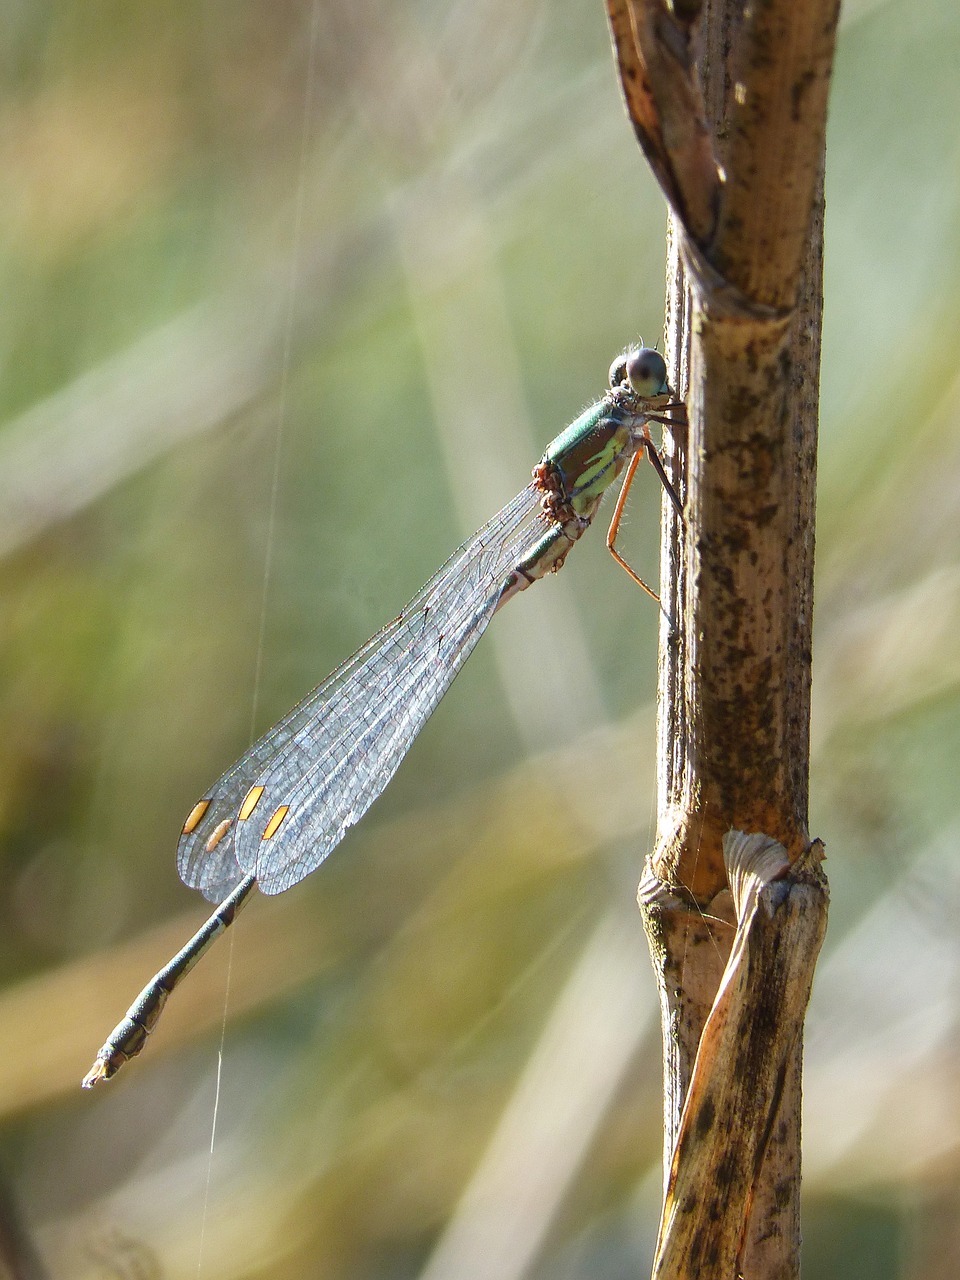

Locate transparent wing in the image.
[178,484,549,901]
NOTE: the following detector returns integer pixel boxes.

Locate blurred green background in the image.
[1,1,959,1276]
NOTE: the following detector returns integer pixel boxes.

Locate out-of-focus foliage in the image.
[0,1,958,1277]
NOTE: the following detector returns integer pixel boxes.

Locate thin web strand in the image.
[200,3,323,1269]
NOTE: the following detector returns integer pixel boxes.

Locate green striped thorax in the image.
[495,348,676,605]
[537,346,672,522]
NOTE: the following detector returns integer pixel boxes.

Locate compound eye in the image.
[608,354,629,388]
[626,348,668,397]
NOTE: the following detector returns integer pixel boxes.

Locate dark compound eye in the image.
[626,347,668,397]
[608,354,629,389]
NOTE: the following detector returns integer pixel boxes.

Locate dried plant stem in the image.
[607,0,838,1273]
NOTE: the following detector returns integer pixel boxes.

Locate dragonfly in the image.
[83,346,684,1087]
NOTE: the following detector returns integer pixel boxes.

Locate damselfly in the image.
[83,347,684,1087]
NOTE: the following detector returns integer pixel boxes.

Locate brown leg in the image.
[642,436,684,518]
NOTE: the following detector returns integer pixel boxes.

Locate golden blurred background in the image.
[1,1,959,1276]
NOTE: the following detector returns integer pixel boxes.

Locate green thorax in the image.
[540,399,633,518]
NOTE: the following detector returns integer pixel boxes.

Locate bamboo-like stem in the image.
[607,0,837,1274]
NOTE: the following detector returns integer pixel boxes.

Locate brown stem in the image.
[607,0,838,1274]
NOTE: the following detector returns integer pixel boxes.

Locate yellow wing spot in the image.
[205,819,232,852]
[262,805,290,840]
[238,785,265,821]
[182,799,211,835]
